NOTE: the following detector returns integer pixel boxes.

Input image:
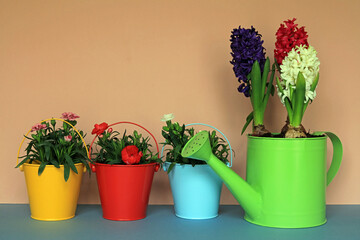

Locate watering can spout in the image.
[181,131,262,219]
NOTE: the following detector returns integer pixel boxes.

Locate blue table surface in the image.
[0,205,359,240]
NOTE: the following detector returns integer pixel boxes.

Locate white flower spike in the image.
[278,45,320,105]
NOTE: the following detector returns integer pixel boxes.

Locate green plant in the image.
[161,114,230,173]
[92,129,162,165]
[16,113,90,181]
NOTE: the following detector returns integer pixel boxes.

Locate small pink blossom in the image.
[64,135,72,142]
[99,134,104,138]
[31,123,47,132]
[61,112,80,121]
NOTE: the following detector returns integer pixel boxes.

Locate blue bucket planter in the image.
[164,162,223,219]
[161,123,233,220]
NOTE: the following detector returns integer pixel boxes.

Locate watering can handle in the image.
[89,121,160,172]
[161,123,233,169]
[320,132,342,186]
[16,118,89,172]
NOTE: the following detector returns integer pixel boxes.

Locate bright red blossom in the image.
[121,145,143,165]
[274,18,309,65]
[92,122,109,135]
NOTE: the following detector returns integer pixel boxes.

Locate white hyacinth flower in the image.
[161,113,175,122]
[278,45,320,105]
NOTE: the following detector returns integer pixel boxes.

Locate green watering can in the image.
[181,131,342,228]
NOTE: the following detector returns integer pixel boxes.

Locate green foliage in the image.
[242,58,275,134]
[16,120,90,182]
[162,120,230,173]
[92,130,162,165]
[276,72,313,128]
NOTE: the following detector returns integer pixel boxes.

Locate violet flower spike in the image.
[230,26,266,97]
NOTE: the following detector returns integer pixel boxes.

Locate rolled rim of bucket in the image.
[247,132,327,141]
[94,162,158,168]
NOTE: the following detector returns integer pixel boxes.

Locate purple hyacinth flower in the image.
[230,26,266,97]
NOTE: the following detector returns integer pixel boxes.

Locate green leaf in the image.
[276,77,284,94]
[45,145,50,160]
[241,111,253,135]
[262,62,275,111]
[51,119,56,128]
[274,57,281,72]
[38,161,47,176]
[310,73,319,91]
[261,57,270,96]
[65,153,78,174]
[167,162,175,174]
[291,72,306,127]
[15,157,29,168]
[277,76,293,122]
[50,159,60,168]
[303,73,320,114]
[64,164,70,182]
[251,61,262,110]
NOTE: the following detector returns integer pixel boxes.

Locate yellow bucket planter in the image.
[22,163,85,221]
[17,118,89,221]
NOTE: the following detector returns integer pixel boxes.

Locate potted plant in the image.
[16,112,90,221]
[180,20,342,228]
[230,26,275,136]
[89,121,161,221]
[161,114,232,219]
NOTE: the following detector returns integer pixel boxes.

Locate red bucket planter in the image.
[91,162,158,220]
[89,121,160,221]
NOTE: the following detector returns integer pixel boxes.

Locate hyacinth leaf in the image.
[261,57,270,96]
[311,73,320,91]
[303,72,320,114]
[277,77,294,122]
[292,72,306,127]
[250,61,263,125]
[241,111,254,135]
[276,77,284,94]
[263,63,276,110]
[285,98,293,123]
[274,57,281,72]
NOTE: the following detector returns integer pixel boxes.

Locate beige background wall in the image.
[1,0,359,204]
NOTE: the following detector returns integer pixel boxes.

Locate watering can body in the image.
[244,135,328,228]
[181,131,342,228]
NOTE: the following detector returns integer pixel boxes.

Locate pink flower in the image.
[108,128,113,133]
[121,145,143,165]
[31,123,47,132]
[64,135,72,142]
[61,112,80,121]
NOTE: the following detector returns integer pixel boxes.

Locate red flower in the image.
[121,145,143,165]
[274,18,309,65]
[92,122,109,135]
